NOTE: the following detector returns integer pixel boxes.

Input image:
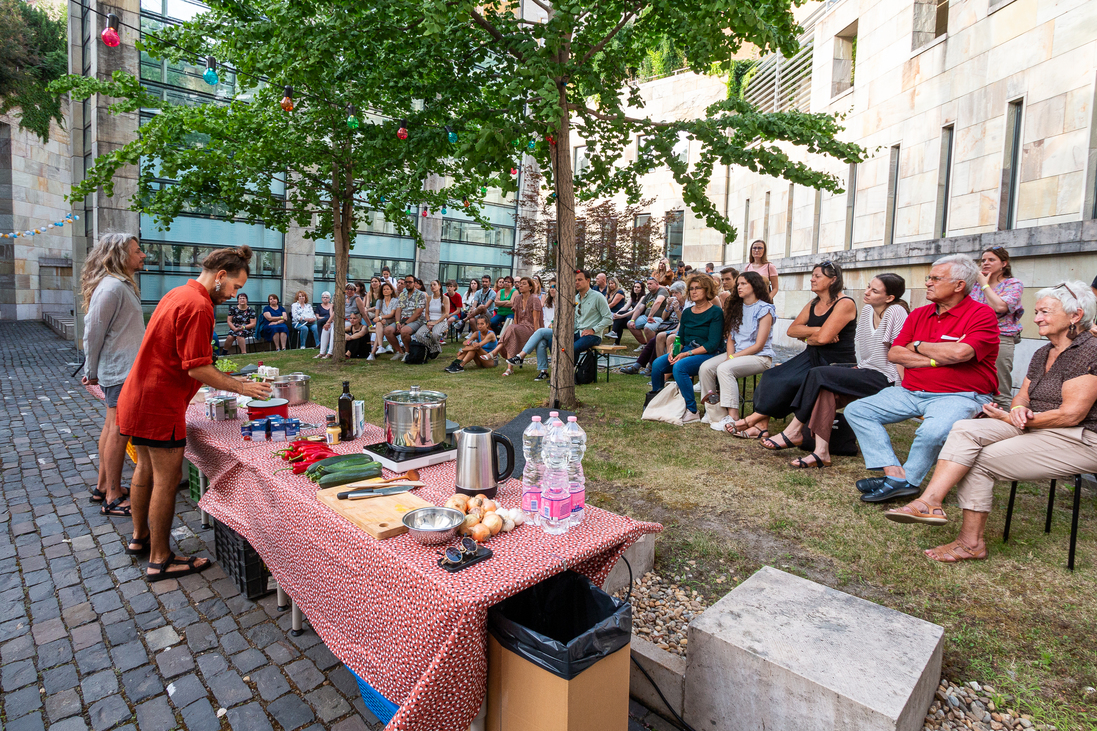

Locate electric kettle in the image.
[454,426,515,499]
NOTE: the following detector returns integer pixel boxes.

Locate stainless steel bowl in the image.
[402,507,464,545]
[384,385,447,452]
[269,373,310,405]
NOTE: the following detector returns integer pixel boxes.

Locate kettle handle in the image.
[492,433,515,484]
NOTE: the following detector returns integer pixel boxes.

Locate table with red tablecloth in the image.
[181,401,661,731]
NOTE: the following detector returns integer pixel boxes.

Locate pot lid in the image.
[383,385,446,404]
[247,398,289,408]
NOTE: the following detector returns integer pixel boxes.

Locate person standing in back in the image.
[969,247,1024,408]
[116,246,271,580]
[82,233,147,517]
[744,240,779,295]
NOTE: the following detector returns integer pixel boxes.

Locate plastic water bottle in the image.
[564,416,587,526]
[547,410,564,430]
[520,417,546,524]
[539,420,571,535]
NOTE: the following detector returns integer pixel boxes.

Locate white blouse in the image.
[854,304,907,385]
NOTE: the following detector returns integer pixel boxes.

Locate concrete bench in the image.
[684,566,942,731]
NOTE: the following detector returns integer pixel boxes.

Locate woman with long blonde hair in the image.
[81,233,146,517]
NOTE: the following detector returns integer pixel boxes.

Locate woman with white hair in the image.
[314,291,334,358]
[81,233,146,516]
[884,281,1097,563]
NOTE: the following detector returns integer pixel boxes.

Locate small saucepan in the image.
[246,398,289,420]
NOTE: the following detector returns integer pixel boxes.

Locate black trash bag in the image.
[488,570,631,680]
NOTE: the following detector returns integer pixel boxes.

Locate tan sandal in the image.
[886,500,948,526]
[924,539,986,563]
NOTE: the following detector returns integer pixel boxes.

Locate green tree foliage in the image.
[0,0,67,141]
[51,0,526,361]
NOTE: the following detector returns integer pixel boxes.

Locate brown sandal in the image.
[924,539,986,563]
[886,500,947,526]
[761,433,801,451]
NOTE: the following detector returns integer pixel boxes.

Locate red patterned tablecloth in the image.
[179,402,661,731]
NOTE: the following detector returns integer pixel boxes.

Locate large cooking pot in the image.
[246,398,289,420]
[383,386,447,452]
[269,373,310,405]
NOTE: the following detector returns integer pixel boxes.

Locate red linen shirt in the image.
[892,296,999,394]
[445,292,462,311]
[117,279,216,441]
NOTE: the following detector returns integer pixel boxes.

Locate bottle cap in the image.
[568,416,577,421]
[549,411,558,416]
[531,416,541,421]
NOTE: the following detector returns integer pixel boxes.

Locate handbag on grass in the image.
[642,383,687,426]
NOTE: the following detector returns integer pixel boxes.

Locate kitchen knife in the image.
[337,485,416,500]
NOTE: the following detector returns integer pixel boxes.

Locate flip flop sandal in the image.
[761,433,801,451]
[100,497,132,517]
[791,453,831,469]
[886,500,948,526]
[924,539,986,563]
[147,552,211,582]
[90,487,129,504]
[125,535,151,556]
[729,426,768,440]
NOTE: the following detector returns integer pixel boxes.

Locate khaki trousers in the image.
[992,334,1018,409]
[938,419,1097,513]
[698,354,773,420]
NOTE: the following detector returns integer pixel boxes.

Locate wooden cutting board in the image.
[315,486,435,540]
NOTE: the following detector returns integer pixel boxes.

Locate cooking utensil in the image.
[454,426,515,499]
[246,397,289,420]
[338,485,417,500]
[269,373,311,405]
[316,486,433,539]
[383,386,447,452]
[402,507,465,546]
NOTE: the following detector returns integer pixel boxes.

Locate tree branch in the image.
[579,5,640,66]
[526,0,552,14]
[469,9,526,63]
[571,104,675,128]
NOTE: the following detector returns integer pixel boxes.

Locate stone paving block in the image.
[101,608,129,626]
[83,575,113,595]
[128,592,159,615]
[4,710,45,731]
[88,694,132,731]
[71,622,103,651]
[122,665,165,704]
[328,665,358,698]
[306,685,352,723]
[226,701,275,731]
[156,645,194,678]
[135,695,175,731]
[38,637,74,669]
[187,622,217,652]
[31,617,67,645]
[159,590,189,612]
[2,634,35,663]
[252,665,291,702]
[166,673,207,709]
[220,630,249,655]
[62,602,97,628]
[232,648,267,674]
[268,693,316,731]
[151,578,181,595]
[684,567,943,731]
[111,640,149,672]
[198,597,230,620]
[42,663,79,694]
[245,622,282,649]
[81,668,120,699]
[304,643,339,671]
[237,611,267,630]
[5,683,45,719]
[265,641,298,665]
[134,609,167,631]
[74,643,111,673]
[196,651,229,679]
[181,698,221,731]
[119,580,146,600]
[29,598,61,622]
[45,687,82,722]
[144,625,181,652]
[105,619,138,647]
[285,658,324,692]
[331,716,372,731]
[168,605,200,628]
[49,716,89,731]
[209,670,252,708]
[212,615,237,634]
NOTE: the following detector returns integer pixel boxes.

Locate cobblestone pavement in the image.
[1,321,668,731]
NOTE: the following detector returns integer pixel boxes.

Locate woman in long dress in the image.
[497,277,544,374]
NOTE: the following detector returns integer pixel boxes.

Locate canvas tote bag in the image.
[641,383,687,426]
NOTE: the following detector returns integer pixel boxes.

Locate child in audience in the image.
[445,316,497,372]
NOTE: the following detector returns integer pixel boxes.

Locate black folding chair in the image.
[1003,474,1086,570]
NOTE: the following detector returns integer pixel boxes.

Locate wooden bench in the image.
[592,344,627,383]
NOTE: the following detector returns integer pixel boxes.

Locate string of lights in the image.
[1,214,79,240]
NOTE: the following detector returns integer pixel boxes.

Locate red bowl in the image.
[246,398,289,420]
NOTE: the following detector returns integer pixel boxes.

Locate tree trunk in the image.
[332,194,347,363]
[550,94,577,409]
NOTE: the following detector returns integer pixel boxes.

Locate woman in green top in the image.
[649,273,725,422]
[492,276,516,330]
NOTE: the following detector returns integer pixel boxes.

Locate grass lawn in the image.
[228,339,1097,728]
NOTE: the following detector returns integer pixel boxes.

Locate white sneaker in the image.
[633,345,645,352]
[711,415,734,432]
[682,410,701,424]
[366,353,375,361]
[402,353,408,362]
[693,382,701,393]
[382,345,394,353]
[700,410,712,424]
[390,353,404,361]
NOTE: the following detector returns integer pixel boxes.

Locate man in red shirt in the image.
[846,255,999,502]
[117,246,270,581]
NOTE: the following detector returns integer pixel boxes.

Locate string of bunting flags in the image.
[2,214,79,239]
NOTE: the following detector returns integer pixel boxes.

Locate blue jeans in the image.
[574,333,602,356]
[294,321,319,348]
[650,352,718,413]
[490,313,511,331]
[844,387,992,486]
[522,328,554,371]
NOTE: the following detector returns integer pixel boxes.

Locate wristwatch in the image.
[912,341,923,354]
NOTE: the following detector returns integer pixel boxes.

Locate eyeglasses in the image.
[1054,282,1079,299]
[924,275,953,284]
[817,260,836,276]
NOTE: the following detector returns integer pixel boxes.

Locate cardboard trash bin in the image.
[487,570,632,731]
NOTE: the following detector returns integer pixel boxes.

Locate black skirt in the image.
[753,347,853,419]
[790,365,891,424]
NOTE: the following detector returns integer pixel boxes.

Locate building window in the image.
[665,211,683,261]
[784,184,795,257]
[988,0,1019,13]
[936,126,954,237]
[763,191,771,244]
[884,145,901,247]
[633,213,651,260]
[574,145,590,178]
[741,198,750,261]
[999,100,1024,230]
[811,189,822,254]
[844,162,857,250]
[832,21,857,97]
[672,131,689,167]
[912,0,947,50]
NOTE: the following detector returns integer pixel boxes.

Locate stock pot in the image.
[383,386,447,452]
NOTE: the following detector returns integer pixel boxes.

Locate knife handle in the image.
[337,489,376,500]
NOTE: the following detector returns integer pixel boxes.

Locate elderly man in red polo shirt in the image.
[117,246,271,581]
[846,254,999,502]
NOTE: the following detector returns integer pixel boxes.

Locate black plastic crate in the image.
[213,520,273,599]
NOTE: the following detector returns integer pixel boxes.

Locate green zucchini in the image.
[305,453,374,475]
[317,463,383,488]
[320,457,378,473]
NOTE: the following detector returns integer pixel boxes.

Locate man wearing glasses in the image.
[846,254,1000,503]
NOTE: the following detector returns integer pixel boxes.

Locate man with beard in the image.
[116,246,271,581]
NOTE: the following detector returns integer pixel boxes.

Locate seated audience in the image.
[417,279,451,342]
[698,271,776,431]
[883,281,1097,563]
[493,276,517,331]
[845,254,999,502]
[764,274,909,468]
[574,269,612,354]
[717,267,739,305]
[223,293,256,354]
[315,291,334,358]
[443,280,464,335]
[970,246,1024,408]
[729,261,857,439]
[263,294,290,351]
[372,282,399,360]
[504,279,558,382]
[468,275,497,326]
[291,290,318,348]
[499,277,544,375]
[624,281,687,375]
[393,274,426,361]
[611,281,644,343]
[652,258,674,287]
[345,312,370,358]
[627,277,670,347]
[648,274,724,422]
[446,315,498,372]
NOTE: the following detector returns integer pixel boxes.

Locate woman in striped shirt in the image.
[764,274,909,468]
